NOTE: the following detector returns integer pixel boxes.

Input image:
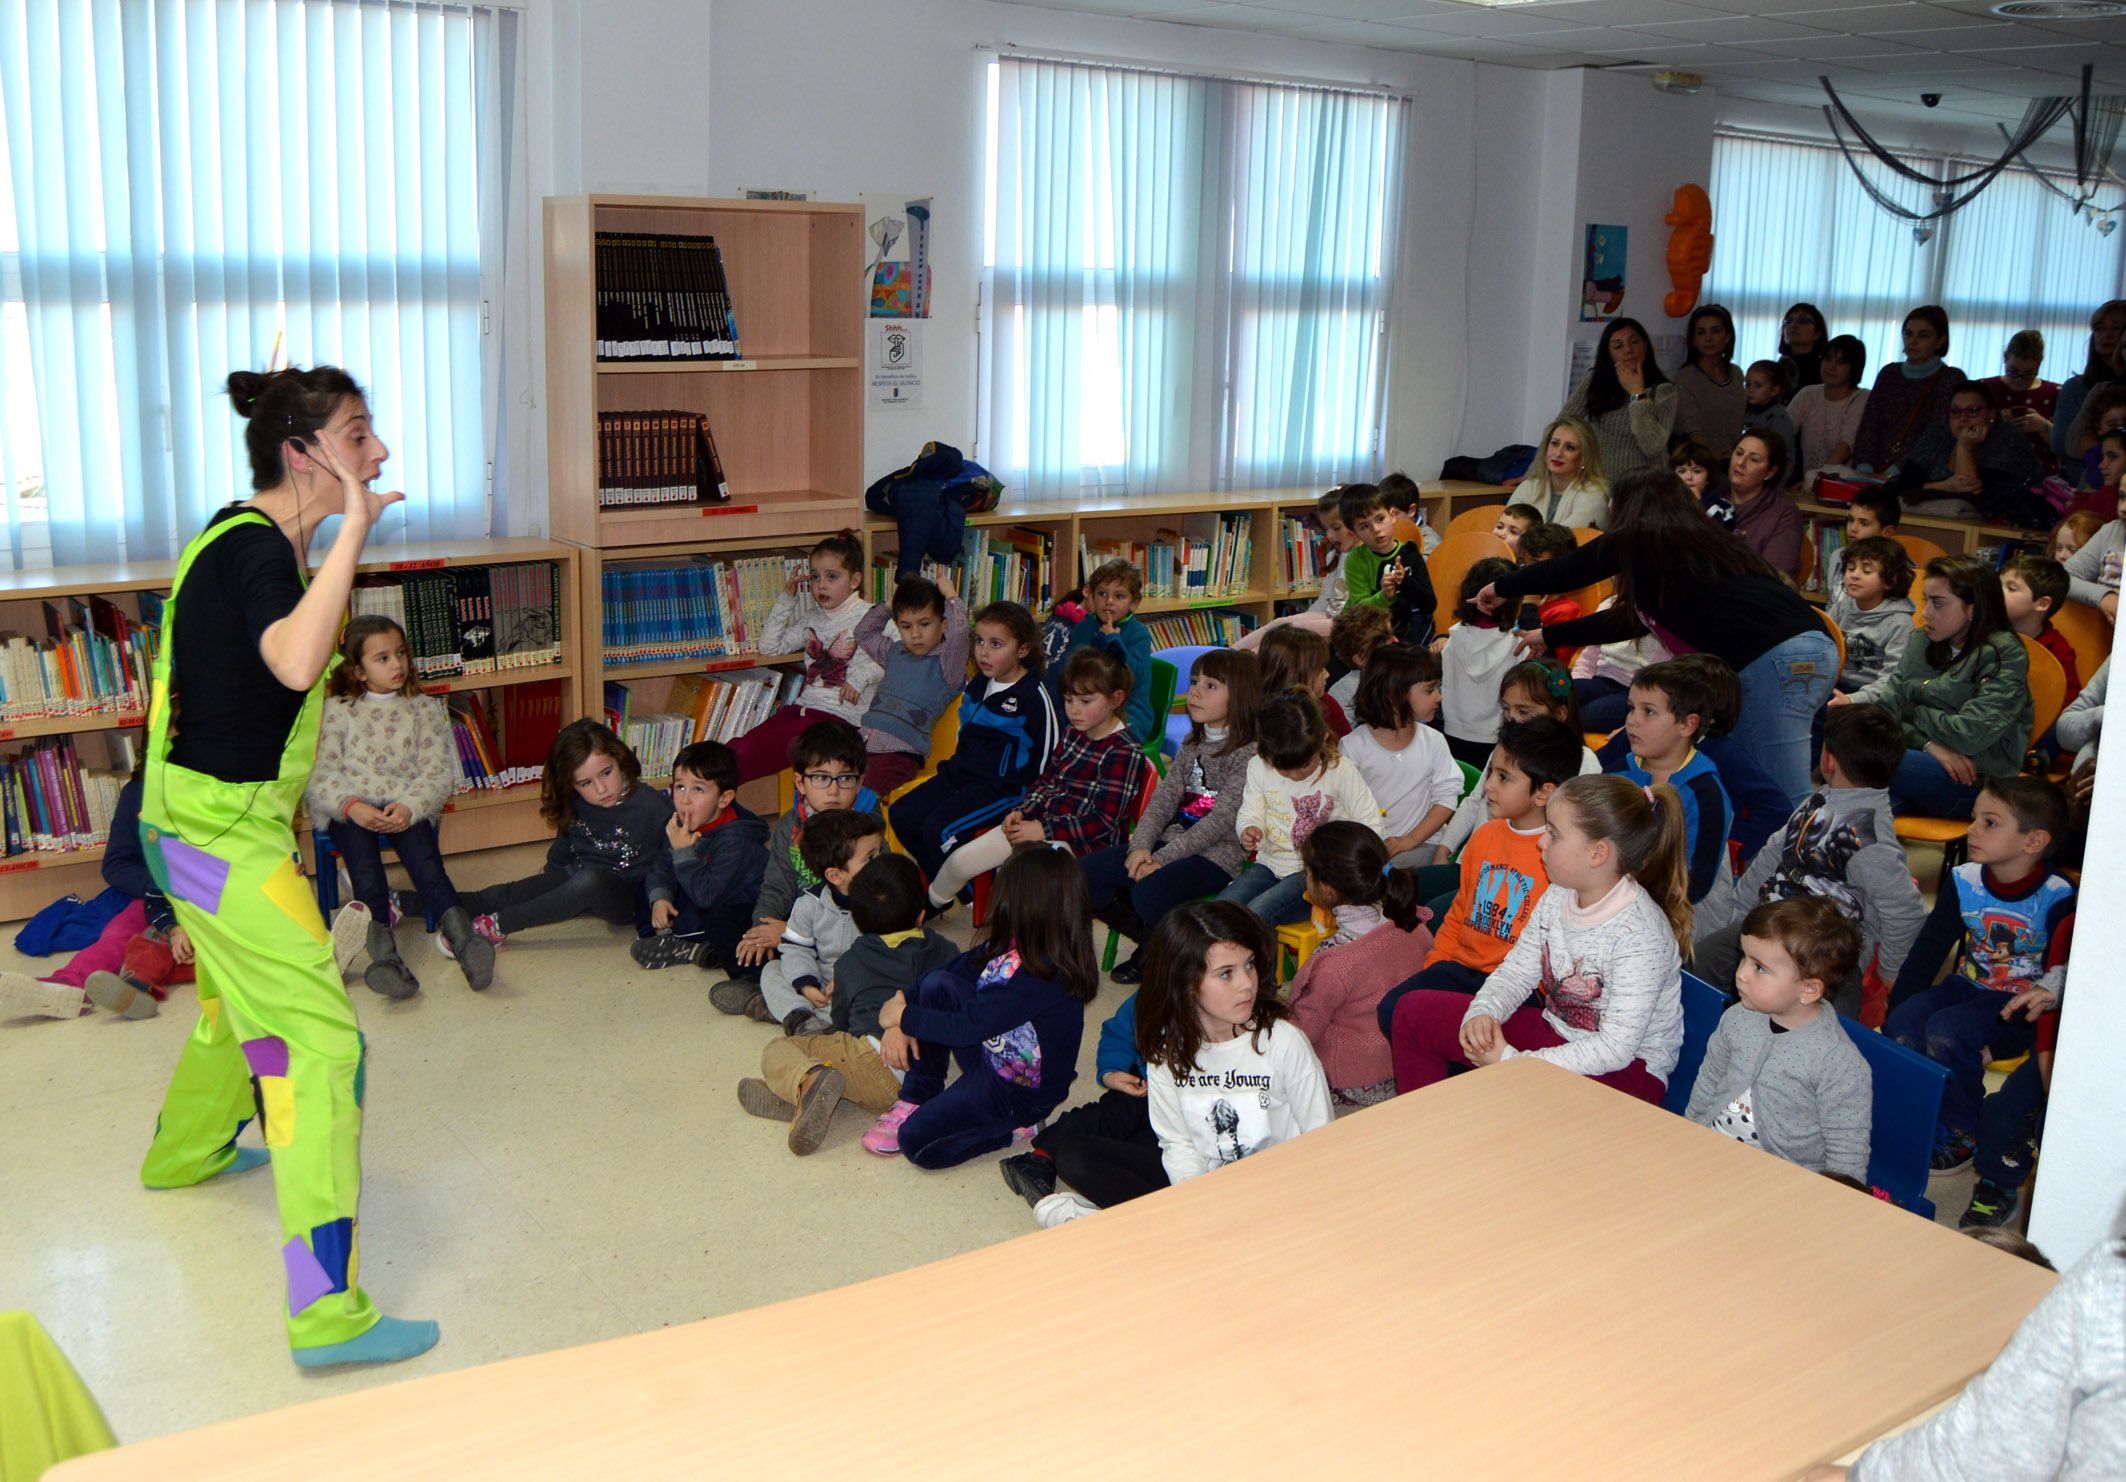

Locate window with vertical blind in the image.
[1707,128,2126,386]
[980,56,1407,503]
[0,0,517,571]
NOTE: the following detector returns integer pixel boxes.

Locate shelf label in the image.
[422,683,453,696]
[699,505,761,518]
[726,360,756,371]
[0,856,42,873]
[388,558,448,571]
[0,729,14,740]
[703,657,759,674]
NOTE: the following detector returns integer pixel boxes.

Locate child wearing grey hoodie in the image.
[1694,703,1925,1012]
[1827,535,1917,695]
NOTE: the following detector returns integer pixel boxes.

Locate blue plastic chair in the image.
[1844,1014,1950,1221]
[1661,971,1732,1116]
[1152,644,1218,756]
[311,822,439,932]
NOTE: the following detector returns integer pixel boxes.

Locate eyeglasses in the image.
[799,771,864,788]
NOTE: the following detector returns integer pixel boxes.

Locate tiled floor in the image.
[1,838,1984,1446]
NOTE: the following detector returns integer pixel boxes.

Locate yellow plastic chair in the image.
[1275,921,1324,981]
[881,706,960,857]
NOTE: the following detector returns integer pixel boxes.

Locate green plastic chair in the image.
[1455,759,1480,801]
[1142,657,1178,776]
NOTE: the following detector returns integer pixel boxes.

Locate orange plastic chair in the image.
[1819,609,1847,675]
[2051,599,2113,687]
[1444,503,1510,540]
[1426,529,1513,636]
[1891,532,1951,571]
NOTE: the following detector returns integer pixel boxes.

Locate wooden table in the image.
[56,1059,2052,1480]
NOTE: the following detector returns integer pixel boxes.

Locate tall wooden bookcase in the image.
[0,538,582,922]
[543,194,866,793]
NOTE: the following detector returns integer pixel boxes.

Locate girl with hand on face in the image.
[1672,304,1746,461]
[1788,334,1871,474]
[1562,317,1677,481]
[1883,382,2047,527]
[1509,416,1610,529]
[1851,305,1965,473]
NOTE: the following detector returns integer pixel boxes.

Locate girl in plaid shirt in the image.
[925,649,1146,912]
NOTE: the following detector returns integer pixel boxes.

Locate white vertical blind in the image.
[981,56,1406,502]
[0,0,516,569]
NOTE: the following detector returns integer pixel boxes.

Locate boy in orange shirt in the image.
[1375,716,1581,1033]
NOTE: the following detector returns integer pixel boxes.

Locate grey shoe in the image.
[632,931,706,970]
[436,906,494,991]
[709,980,766,1017]
[788,1066,844,1156]
[736,1077,796,1122]
[84,970,160,1020]
[0,969,84,1020]
[362,922,420,1000]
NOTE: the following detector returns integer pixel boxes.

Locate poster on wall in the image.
[865,195,933,319]
[872,320,922,407]
[1581,224,1627,322]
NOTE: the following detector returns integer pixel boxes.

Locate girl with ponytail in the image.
[1388,774,1690,1106]
[1284,821,1434,1106]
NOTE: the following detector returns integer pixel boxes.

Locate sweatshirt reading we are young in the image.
[1147,1022,1333,1185]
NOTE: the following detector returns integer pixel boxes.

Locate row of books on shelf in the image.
[1079,512,1254,601]
[0,594,162,723]
[595,410,731,508]
[601,555,806,667]
[1277,513,1329,592]
[444,684,567,795]
[869,526,1053,612]
[594,231,741,361]
[1,734,134,856]
[350,563,565,680]
[1138,608,1256,649]
[603,670,804,778]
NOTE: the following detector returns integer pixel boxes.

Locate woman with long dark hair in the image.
[1673,303,1745,460]
[1475,469,1837,807]
[2051,298,2126,461]
[1777,302,1829,399]
[1561,317,1677,481]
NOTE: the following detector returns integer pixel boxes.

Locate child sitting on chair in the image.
[1440,556,1523,770]
[853,570,970,796]
[1060,559,1157,748]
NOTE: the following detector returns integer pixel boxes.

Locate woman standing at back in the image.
[1850,305,1965,473]
[1673,304,1746,461]
[1562,317,1677,482]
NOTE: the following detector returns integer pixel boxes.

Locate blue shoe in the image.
[292,1315,440,1370]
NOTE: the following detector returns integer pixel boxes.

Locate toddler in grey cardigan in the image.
[1686,897,1872,1180]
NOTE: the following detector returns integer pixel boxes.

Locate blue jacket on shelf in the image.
[864,441,1004,577]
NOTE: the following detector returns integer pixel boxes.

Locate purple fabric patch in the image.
[309,1217,355,1294]
[160,836,231,913]
[282,1237,335,1316]
[241,1037,290,1079]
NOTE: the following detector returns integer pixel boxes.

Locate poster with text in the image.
[1581,224,1627,322]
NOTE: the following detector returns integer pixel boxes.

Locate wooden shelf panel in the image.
[0,710,147,740]
[1136,590,1268,615]
[601,653,800,682]
[0,842,108,873]
[439,784,543,815]
[596,356,858,375]
[416,662,573,698]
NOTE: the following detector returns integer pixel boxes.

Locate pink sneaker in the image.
[861,1100,919,1157]
[437,912,505,959]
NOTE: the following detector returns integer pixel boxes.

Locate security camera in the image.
[1921,93,1942,108]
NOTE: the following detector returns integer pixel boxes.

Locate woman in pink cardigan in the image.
[1286,820,1434,1106]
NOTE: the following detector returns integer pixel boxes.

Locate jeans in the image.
[1734,629,1839,809]
[330,818,459,921]
[1888,747,1984,819]
[461,868,641,936]
[1217,863,1312,927]
[1575,677,1630,736]
[1883,976,2038,1134]
[1974,1055,2046,1188]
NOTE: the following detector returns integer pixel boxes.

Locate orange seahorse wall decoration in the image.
[1664,185,1714,318]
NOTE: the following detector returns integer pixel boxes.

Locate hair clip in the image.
[1047,841,1072,855]
[1642,784,1657,806]
[1381,862,1395,878]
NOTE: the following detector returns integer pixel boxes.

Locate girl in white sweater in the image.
[306,616,491,997]
[1140,900,1332,1186]
[1389,774,1691,1104]
[729,532,884,784]
[1221,691,1380,927]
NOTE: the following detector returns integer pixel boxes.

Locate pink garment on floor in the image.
[42,899,195,996]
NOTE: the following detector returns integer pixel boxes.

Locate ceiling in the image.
[993,0,2126,129]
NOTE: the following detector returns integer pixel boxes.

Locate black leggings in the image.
[461,869,640,936]
[1034,1088,1166,1208]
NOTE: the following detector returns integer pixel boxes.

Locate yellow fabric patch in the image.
[259,1076,296,1147]
[200,995,221,1027]
[262,856,329,944]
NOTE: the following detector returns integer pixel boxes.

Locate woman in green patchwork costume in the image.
[136,366,436,1369]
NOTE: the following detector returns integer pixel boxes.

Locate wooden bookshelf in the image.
[1793,497,2044,604]
[0,538,583,922]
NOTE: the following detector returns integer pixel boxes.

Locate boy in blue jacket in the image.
[1605,658,1735,905]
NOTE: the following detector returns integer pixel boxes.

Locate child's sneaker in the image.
[631,931,706,970]
[435,913,504,960]
[999,1151,1057,1207]
[861,1100,918,1157]
[735,1078,795,1122]
[782,1008,827,1037]
[1033,1191,1098,1227]
[330,901,373,975]
[1930,1127,1977,1173]
[0,970,84,1020]
[1960,1178,2022,1229]
[708,981,771,1019]
[788,1066,844,1156]
[84,970,160,1020]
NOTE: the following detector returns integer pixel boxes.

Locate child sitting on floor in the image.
[731,532,882,784]
[1827,536,1916,696]
[2000,553,2081,704]
[632,739,770,976]
[923,648,1142,915]
[736,807,885,1033]
[737,854,956,1156]
[1377,717,1580,1031]
[453,720,671,956]
[1340,642,1460,866]
[736,720,882,988]
[1285,821,1432,1107]
[865,844,1097,1168]
[1887,776,2075,1175]
[1693,703,1925,1016]
[1389,774,1690,1105]
[853,571,970,796]
[1060,558,1157,747]
[1440,557,1523,769]
[1610,658,1734,905]
[1686,896,1871,1180]
[1222,691,1380,927]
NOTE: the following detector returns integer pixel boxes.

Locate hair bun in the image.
[225,370,268,418]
